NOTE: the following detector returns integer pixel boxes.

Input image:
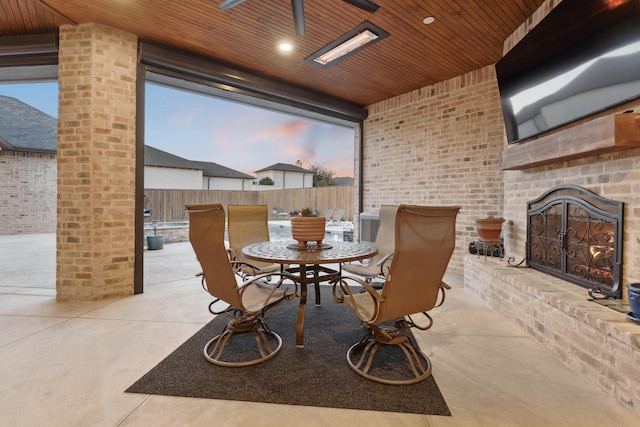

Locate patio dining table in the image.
[242,240,377,348]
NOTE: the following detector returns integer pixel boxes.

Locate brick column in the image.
[56,24,138,301]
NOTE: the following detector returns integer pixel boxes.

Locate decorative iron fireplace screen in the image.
[526,185,623,299]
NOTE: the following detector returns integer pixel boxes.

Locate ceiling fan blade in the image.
[291,0,305,36]
[219,0,246,10]
[342,0,380,13]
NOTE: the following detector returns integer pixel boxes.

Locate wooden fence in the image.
[144,186,354,223]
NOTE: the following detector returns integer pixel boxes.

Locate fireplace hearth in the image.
[515,185,623,299]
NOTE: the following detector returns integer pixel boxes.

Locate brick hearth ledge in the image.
[464,255,640,414]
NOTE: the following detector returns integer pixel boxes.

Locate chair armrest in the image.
[343,257,372,267]
[238,271,299,308]
[230,260,273,278]
[374,252,393,278]
[435,280,451,307]
[374,252,393,266]
[330,275,384,322]
[230,260,255,273]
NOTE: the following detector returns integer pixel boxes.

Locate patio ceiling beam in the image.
[139,41,367,124]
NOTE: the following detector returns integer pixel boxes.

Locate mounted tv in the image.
[496,0,640,144]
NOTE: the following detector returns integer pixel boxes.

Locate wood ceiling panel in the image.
[0,0,547,106]
[0,0,71,35]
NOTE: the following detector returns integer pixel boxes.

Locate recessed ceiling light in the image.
[423,16,435,25]
[279,42,293,52]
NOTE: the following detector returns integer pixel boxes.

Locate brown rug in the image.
[126,286,451,416]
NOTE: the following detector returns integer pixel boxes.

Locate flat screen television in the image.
[495,0,640,144]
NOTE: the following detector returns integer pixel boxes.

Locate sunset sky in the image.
[0,82,355,177]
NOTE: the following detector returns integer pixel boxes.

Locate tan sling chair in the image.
[227,204,281,278]
[342,204,398,285]
[186,203,296,367]
[332,204,460,384]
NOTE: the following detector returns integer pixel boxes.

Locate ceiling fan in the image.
[218,0,381,36]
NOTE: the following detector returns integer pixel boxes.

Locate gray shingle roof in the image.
[195,161,255,179]
[255,162,311,173]
[144,146,255,179]
[0,95,57,153]
[143,145,199,170]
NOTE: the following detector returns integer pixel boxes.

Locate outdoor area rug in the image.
[126,286,451,416]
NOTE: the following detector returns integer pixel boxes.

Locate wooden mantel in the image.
[499,113,640,170]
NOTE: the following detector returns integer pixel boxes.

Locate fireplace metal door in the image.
[527,185,623,299]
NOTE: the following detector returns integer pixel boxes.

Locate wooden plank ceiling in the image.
[0,0,545,106]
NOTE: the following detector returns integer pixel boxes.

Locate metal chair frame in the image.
[332,204,460,384]
[187,203,297,367]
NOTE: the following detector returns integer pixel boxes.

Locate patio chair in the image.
[331,204,460,384]
[228,204,281,278]
[324,208,335,222]
[186,203,295,367]
[342,204,398,286]
[327,208,347,225]
[273,207,290,219]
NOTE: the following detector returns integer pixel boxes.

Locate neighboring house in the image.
[196,161,255,191]
[0,96,57,154]
[143,145,203,190]
[0,95,57,235]
[0,95,255,234]
[255,162,314,190]
[144,146,255,190]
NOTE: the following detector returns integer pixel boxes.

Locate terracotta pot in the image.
[291,217,326,248]
[475,216,505,240]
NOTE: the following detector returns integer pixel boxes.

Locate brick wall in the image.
[362,0,640,288]
[502,119,640,298]
[500,0,640,298]
[361,66,505,274]
[0,151,56,234]
[462,0,640,415]
[56,23,138,301]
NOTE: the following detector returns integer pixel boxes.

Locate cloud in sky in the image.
[0,81,355,178]
[145,84,355,177]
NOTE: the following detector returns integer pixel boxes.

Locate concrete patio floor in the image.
[0,234,637,426]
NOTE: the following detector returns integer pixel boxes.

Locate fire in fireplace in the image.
[522,185,623,299]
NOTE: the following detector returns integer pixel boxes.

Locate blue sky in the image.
[0,82,355,177]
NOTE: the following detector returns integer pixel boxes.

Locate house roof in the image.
[195,161,255,180]
[255,163,311,174]
[0,95,56,153]
[143,145,200,170]
[144,146,255,179]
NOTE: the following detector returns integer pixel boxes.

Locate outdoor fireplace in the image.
[520,185,623,299]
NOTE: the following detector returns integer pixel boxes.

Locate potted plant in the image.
[146,220,164,250]
[291,208,326,248]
